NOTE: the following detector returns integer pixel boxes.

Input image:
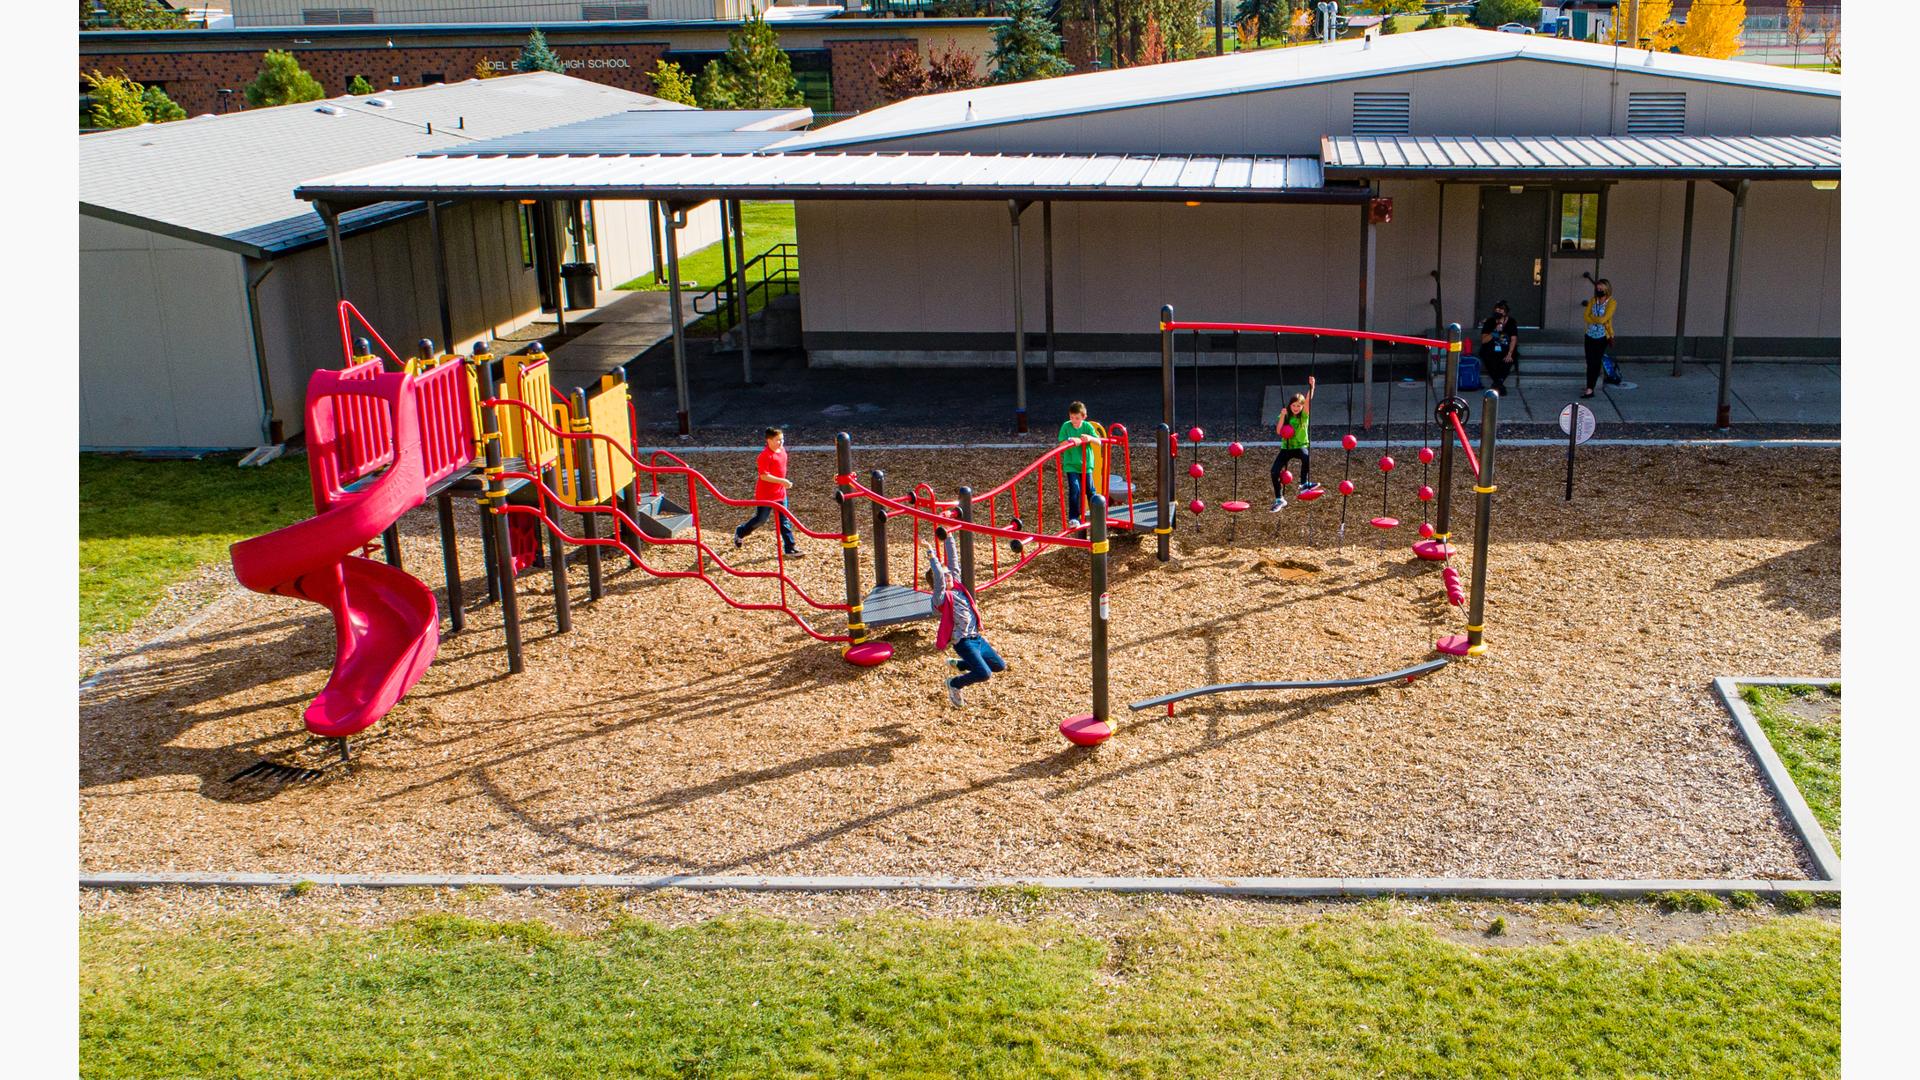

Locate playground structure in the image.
[229,300,1501,753]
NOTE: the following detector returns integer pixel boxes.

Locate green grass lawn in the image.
[81,911,1838,1078]
[1744,683,1841,851]
[79,454,312,645]
[617,201,796,292]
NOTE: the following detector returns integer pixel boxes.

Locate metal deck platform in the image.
[1103,501,1161,533]
[863,584,936,628]
[632,493,694,539]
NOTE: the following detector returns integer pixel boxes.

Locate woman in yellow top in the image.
[1581,278,1617,399]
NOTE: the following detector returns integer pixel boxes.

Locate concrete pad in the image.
[1725,362,1842,425]
[1605,363,1757,425]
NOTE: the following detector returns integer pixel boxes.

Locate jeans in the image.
[1584,336,1611,391]
[1271,447,1309,497]
[1065,471,1086,522]
[735,497,797,552]
[951,635,1006,688]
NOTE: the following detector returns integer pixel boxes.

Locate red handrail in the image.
[1448,410,1482,480]
[336,300,406,369]
[1162,319,1448,350]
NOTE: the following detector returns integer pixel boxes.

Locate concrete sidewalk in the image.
[542,289,699,393]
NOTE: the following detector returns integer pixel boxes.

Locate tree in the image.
[871,47,929,103]
[926,41,983,92]
[1785,0,1808,59]
[1816,11,1839,71]
[1632,0,1682,50]
[649,60,698,105]
[1138,15,1168,64]
[140,84,186,122]
[514,28,565,74]
[1236,0,1291,42]
[473,59,500,80]
[991,0,1072,82]
[97,0,186,30]
[697,15,805,109]
[1675,0,1744,60]
[1471,0,1540,29]
[1417,9,1456,30]
[243,50,326,108]
[83,71,148,129]
[347,74,377,96]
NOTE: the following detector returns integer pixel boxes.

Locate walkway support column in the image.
[318,201,348,306]
[1359,201,1378,430]
[428,200,454,352]
[1672,180,1696,377]
[1715,179,1750,430]
[718,199,735,336]
[664,204,692,436]
[1008,199,1032,433]
[732,199,753,385]
[544,201,567,338]
[1043,200,1057,384]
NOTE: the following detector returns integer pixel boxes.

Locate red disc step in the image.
[1435,634,1474,657]
[1297,488,1325,501]
[1370,516,1400,529]
[1060,713,1115,746]
[1221,500,1251,513]
[843,641,894,667]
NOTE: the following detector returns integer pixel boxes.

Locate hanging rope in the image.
[1224,331,1249,514]
[1187,331,1206,515]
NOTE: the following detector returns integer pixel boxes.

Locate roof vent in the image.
[1352,91,1411,137]
[1627,92,1686,136]
[366,97,391,108]
[314,104,342,116]
[964,100,975,122]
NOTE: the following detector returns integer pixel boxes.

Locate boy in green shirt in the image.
[1057,402,1100,528]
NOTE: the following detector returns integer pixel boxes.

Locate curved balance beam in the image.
[1127,658,1450,713]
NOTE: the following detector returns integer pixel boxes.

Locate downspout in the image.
[243,256,280,445]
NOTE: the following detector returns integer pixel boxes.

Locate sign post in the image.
[1559,402,1596,501]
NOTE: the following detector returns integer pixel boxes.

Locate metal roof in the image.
[422,109,812,157]
[296,152,1351,206]
[1321,134,1841,180]
[78,74,799,259]
[774,27,1840,152]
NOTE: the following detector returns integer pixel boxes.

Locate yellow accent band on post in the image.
[1090,540,1110,554]
[482,430,502,443]
[1447,340,1463,353]
[1475,484,1498,494]
[1467,643,1487,656]
[849,604,863,615]
[841,537,860,549]
[1433,531,1450,541]
[1153,527,1173,535]
[1465,623,1484,632]
[846,622,865,635]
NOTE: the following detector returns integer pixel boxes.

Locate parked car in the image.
[1498,23,1537,34]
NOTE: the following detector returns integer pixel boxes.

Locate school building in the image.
[294,28,1839,431]
[79,73,807,449]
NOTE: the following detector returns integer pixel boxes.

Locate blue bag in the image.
[1456,352,1483,391]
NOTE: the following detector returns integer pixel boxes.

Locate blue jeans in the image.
[735,497,797,552]
[1065,471,1085,522]
[950,635,1006,688]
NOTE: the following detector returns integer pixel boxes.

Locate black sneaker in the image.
[784,548,805,559]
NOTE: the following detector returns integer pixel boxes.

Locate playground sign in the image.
[1561,402,1596,500]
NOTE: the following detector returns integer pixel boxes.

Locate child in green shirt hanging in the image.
[1271,376,1317,511]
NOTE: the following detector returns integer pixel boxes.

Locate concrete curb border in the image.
[78,872,1833,898]
[1712,676,1842,884]
[77,678,1841,900]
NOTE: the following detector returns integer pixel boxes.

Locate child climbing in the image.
[928,525,1004,707]
[1057,401,1100,528]
[1270,375,1317,511]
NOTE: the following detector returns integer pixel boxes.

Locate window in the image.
[582,3,652,17]
[302,8,375,24]
[1556,189,1605,256]
[1351,91,1412,136]
[421,72,446,86]
[1626,91,1686,136]
[517,203,536,268]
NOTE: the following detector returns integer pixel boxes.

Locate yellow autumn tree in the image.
[1676,0,1745,60]
[1632,0,1682,50]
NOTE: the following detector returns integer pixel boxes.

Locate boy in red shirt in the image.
[732,427,802,557]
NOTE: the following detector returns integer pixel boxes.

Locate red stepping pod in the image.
[1371,516,1400,530]
[843,641,893,667]
[1223,500,1250,513]
[1297,487,1325,501]
[1060,713,1115,746]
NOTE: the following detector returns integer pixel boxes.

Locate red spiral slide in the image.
[230,368,440,739]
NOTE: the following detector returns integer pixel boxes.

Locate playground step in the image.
[632,493,694,539]
[864,583,935,628]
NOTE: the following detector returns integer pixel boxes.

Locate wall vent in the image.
[582,2,652,18]
[1352,91,1412,137]
[302,8,375,23]
[1627,92,1687,136]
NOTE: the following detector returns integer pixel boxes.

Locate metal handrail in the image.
[691,242,800,330]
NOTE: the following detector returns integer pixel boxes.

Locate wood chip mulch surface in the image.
[79,445,1839,882]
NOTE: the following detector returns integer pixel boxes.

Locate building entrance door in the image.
[1475,187,1552,329]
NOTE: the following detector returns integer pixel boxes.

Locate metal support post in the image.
[835,433,866,646]
[869,469,889,588]
[428,200,454,353]
[732,199,753,385]
[1089,492,1111,725]
[956,486,977,595]
[1433,324,1463,542]
[1673,179,1696,376]
[1042,201,1057,384]
[1715,179,1749,430]
[436,490,463,632]
[479,359,523,673]
[664,205,691,436]
[1159,304,1176,432]
[1155,423,1172,562]
[1464,390,1499,656]
[570,388,604,601]
[1009,199,1030,433]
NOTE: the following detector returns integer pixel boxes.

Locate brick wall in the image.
[83,44,671,117]
[825,38,918,117]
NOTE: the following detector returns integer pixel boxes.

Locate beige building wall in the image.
[80,216,264,448]
[796,176,1840,362]
[592,198,723,293]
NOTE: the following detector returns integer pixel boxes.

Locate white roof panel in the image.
[1321,134,1840,178]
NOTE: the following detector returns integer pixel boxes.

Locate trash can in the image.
[560,262,598,310]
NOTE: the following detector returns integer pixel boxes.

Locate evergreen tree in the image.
[347,74,377,96]
[990,0,1071,84]
[649,61,699,105]
[696,15,805,109]
[84,71,147,129]
[140,84,186,122]
[243,50,326,108]
[514,28,565,75]
[1235,0,1285,42]
[98,0,185,30]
